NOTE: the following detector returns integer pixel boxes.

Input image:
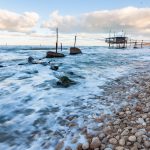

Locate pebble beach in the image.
[67,67,150,150]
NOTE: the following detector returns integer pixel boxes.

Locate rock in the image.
[136,136,142,143]
[121,129,129,136]
[77,143,82,150]
[99,133,105,140]
[126,111,131,115]
[114,119,121,125]
[28,56,46,65]
[104,148,112,150]
[135,130,146,137]
[136,118,146,125]
[119,138,125,146]
[70,47,82,55]
[0,65,4,68]
[103,126,112,134]
[115,146,124,150]
[51,65,59,71]
[135,106,143,112]
[100,144,106,150]
[144,141,150,148]
[82,142,89,149]
[57,76,75,87]
[28,56,35,63]
[94,148,99,150]
[46,51,65,58]
[109,138,117,145]
[90,137,101,149]
[55,140,64,150]
[128,136,136,142]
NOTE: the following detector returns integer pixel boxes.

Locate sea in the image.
[0,46,150,150]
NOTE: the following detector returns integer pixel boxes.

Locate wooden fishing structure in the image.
[105,31,128,49]
[105,31,150,49]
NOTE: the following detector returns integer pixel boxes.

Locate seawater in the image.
[0,46,150,149]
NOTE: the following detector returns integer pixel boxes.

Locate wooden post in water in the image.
[141,40,143,48]
[74,35,77,48]
[61,43,62,51]
[134,40,137,48]
[56,28,58,53]
[108,30,111,48]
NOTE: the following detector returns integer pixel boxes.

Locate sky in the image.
[0,0,150,46]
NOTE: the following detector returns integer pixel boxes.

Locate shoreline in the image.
[60,67,150,150]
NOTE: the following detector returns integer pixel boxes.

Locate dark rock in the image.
[70,47,82,55]
[51,65,59,71]
[0,65,4,68]
[57,76,75,87]
[28,56,35,63]
[46,51,65,58]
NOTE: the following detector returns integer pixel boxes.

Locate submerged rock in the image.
[28,56,35,64]
[57,76,75,87]
[51,65,59,71]
[28,56,48,66]
[70,47,82,55]
[46,51,65,58]
[0,65,4,68]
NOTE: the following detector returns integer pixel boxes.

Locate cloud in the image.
[42,7,150,35]
[0,9,39,33]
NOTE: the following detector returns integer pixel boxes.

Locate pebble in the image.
[119,138,125,146]
[144,141,150,148]
[109,138,117,145]
[136,118,146,125]
[104,148,112,150]
[128,136,136,142]
[90,137,101,149]
[115,146,124,150]
[135,130,146,137]
[121,129,129,136]
[82,142,89,149]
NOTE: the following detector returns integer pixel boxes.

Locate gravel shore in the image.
[61,68,150,150]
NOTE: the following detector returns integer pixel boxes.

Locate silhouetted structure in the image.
[105,36,128,49]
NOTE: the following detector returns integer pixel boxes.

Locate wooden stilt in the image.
[74,35,77,48]
[56,28,58,53]
[141,40,143,48]
[61,43,62,51]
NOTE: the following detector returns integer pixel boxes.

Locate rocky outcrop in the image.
[57,76,75,87]
[70,47,82,55]
[46,51,65,58]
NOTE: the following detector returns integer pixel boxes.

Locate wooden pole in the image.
[56,28,58,53]
[74,35,77,48]
[141,40,143,48]
[134,40,137,48]
[109,30,111,48]
[61,43,62,51]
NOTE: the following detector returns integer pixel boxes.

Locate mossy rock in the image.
[57,76,75,87]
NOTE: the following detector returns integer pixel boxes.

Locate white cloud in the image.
[42,7,150,35]
[0,9,39,33]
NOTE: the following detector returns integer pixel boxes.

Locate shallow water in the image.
[0,46,150,149]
